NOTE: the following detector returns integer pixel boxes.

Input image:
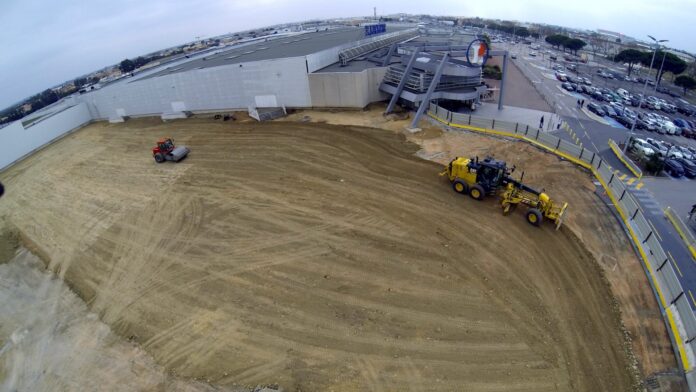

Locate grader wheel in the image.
[526,208,543,227]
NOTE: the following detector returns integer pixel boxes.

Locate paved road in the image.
[500,42,696,310]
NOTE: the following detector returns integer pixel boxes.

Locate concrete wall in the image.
[0,103,92,170]
[81,57,311,120]
[309,67,389,108]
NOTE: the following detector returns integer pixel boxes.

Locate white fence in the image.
[429,103,696,388]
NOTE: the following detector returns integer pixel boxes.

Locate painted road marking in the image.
[669,250,683,277]
[578,122,585,130]
[648,220,663,241]
[690,290,696,307]
[627,178,636,185]
[636,182,645,190]
[619,174,627,180]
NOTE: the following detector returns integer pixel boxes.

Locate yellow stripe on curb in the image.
[608,139,643,179]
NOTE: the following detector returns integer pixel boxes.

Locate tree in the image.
[675,75,696,95]
[643,51,688,84]
[73,77,87,88]
[119,59,135,73]
[133,56,148,68]
[563,38,586,55]
[545,34,569,49]
[39,89,59,107]
[614,49,646,76]
[514,27,529,38]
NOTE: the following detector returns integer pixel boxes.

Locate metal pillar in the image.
[410,53,449,128]
[498,52,508,110]
[382,43,397,66]
[385,51,420,114]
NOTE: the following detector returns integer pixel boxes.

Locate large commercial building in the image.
[71,24,486,122]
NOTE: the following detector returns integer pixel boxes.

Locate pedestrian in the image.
[557,122,561,130]
[581,99,585,108]
[576,99,581,108]
[539,116,544,129]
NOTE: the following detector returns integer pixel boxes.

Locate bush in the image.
[483,65,502,80]
[643,154,664,175]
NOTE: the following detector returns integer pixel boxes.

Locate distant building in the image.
[596,29,635,43]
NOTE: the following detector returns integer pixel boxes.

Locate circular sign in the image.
[466,39,489,66]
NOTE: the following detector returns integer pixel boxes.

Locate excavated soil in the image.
[285,105,679,380]
[0,116,638,391]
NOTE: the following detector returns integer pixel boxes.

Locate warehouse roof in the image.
[139,26,410,80]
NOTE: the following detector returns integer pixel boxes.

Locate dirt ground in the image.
[284,105,678,379]
[0,109,651,391]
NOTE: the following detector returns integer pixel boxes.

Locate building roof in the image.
[138,26,409,81]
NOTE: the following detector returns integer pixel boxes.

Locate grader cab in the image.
[441,156,568,229]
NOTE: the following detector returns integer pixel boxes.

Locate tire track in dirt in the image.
[0,118,636,391]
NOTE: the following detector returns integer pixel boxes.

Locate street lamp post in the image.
[654,50,668,92]
[623,35,668,153]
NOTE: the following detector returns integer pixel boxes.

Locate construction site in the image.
[0,22,689,392]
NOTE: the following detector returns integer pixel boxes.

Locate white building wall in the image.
[308,67,389,108]
[0,103,92,170]
[81,57,311,119]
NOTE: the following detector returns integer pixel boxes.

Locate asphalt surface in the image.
[500,41,696,310]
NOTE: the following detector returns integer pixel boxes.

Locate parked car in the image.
[666,145,684,159]
[587,102,605,116]
[646,138,668,156]
[510,53,517,59]
[616,115,635,128]
[662,121,680,135]
[601,104,619,118]
[674,118,692,132]
[562,82,574,91]
[529,52,537,57]
[631,138,655,156]
[664,158,685,177]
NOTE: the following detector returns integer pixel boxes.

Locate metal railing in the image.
[428,103,696,388]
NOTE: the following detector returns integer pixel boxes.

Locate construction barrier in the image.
[666,207,696,261]
[428,103,696,386]
[608,138,643,179]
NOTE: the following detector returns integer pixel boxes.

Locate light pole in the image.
[623,35,668,153]
[654,50,668,92]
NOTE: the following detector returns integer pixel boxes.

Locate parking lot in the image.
[491,39,696,314]
[502,41,696,183]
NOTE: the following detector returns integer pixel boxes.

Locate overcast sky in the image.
[1,0,694,109]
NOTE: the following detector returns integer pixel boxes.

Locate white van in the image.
[616,88,629,100]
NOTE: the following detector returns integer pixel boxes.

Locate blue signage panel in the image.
[364,23,386,36]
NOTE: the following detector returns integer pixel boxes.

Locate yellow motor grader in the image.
[441,156,568,229]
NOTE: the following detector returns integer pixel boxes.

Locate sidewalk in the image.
[469,102,562,132]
